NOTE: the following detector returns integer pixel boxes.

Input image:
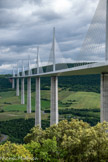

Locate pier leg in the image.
[101,74,108,122]
[21,78,25,104]
[35,77,41,127]
[27,77,31,113]
[12,79,15,89]
[16,78,19,96]
[50,76,58,126]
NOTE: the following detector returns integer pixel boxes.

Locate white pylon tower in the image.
[37,47,39,74]
[53,27,56,71]
[22,60,25,76]
[12,66,15,77]
[28,55,31,76]
[17,61,19,77]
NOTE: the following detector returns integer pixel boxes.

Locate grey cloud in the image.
[28,0,43,6]
[0,0,105,74]
[0,9,20,28]
[33,10,62,21]
[0,0,42,9]
[0,0,23,8]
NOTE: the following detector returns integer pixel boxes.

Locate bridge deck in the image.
[12,62,108,78]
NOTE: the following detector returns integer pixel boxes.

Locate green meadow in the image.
[0,90,100,121]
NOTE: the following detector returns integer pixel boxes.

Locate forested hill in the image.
[0,75,12,92]
[0,74,100,93]
[42,74,100,93]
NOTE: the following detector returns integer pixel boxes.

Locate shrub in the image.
[0,141,33,162]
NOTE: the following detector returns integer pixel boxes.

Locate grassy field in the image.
[41,90,100,109]
[0,111,49,121]
[0,90,100,121]
[62,91,100,109]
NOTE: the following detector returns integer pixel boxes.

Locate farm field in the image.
[0,90,100,121]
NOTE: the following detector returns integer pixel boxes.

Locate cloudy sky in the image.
[0,0,105,74]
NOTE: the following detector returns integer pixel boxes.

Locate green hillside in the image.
[0,90,100,114]
[0,74,101,143]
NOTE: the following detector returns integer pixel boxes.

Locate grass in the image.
[0,90,100,121]
[0,111,49,121]
[41,90,100,109]
[62,91,100,109]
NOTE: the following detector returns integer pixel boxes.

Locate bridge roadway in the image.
[12,62,108,78]
[11,61,108,127]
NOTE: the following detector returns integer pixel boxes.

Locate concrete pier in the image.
[12,79,15,89]
[106,0,108,60]
[35,77,41,127]
[27,77,31,113]
[16,78,19,96]
[50,76,58,126]
[101,74,108,122]
[21,78,25,104]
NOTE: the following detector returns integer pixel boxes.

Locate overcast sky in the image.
[0,0,105,74]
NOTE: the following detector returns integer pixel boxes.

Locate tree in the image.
[0,141,33,162]
[1,119,108,162]
[25,137,58,162]
[24,119,108,162]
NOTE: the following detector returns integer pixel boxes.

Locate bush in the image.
[24,119,108,162]
[0,141,33,162]
[1,119,108,161]
[24,137,58,161]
